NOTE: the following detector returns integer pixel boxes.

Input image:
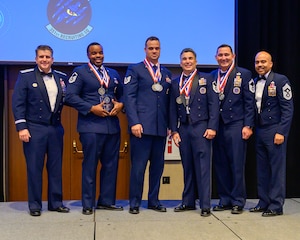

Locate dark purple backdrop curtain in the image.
[0,66,4,201]
[236,0,300,197]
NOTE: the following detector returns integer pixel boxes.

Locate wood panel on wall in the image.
[7,65,130,201]
[5,64,222,202]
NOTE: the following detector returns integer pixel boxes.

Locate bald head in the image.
[255,51,272,61]
[255,51,273,76]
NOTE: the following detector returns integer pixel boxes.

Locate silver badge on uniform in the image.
[199,87,206,94]
[233,87,240,94]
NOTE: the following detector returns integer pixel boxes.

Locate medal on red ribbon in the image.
[179,69,197,98]
[217,60,235,100]
[144,58,163,92]
[179,69,197,114]
[88,62,110,96]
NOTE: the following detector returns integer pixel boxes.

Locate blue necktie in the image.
[220,72,226,78]
[152,65,157,73]
[98,69,104,78]
[183,75,189,85]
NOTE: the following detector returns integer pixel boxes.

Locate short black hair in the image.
[216,44,233,54]
[145,36,160,47]
[87,42,102,54]
[180,48,197,58]
[35,45,53,57]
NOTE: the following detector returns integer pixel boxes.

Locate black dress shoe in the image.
[249,206,266,213]
[129,207,139,214]
[213,204,232,211]
[262,209,283,217]
[82,207,93,215]
[148,205,167,212]
[174,204,196,212]
[231,206,243,214]
[96,205,123,211]
[201,209,211,217]
[30,210,41,217]
[48,206,70,213]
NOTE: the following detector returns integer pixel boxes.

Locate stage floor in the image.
[1,199,300,240]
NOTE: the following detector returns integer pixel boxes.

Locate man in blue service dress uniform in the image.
[170,48,219,217]
[124,36,172,214]
[211,44,255,214]
[249,51,293,217]
[65,42,124,215]
[12,45,70,216]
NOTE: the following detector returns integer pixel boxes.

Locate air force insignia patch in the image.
[282,83,292,100]
[249,79,255,93]
[124,76,131,85]
[212,81,218,93]
[69,72,78,83]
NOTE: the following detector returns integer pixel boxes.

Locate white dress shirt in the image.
[43,74,58,112]
[255,72,270,113]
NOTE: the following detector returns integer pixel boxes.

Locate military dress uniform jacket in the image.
[65,64,123,134]
[211,67,255,127]
[169,72,219,132]
[12,67,67,130]
[255,71,293,136]
[124,61,172,137]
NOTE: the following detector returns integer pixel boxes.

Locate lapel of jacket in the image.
[224,67,236,96]
[89,64,101,85]
[189,73,200,104]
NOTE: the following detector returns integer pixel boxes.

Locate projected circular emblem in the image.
[0,2,11,37]
[0,11,4,29]
[46,0,93,40]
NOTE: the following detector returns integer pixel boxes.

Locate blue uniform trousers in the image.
[80,132,120,208]
[213,120,247,207]
[178,121,212,209]
[129,135,165,208]
[23,122,64,211]
[255,125,286,212]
